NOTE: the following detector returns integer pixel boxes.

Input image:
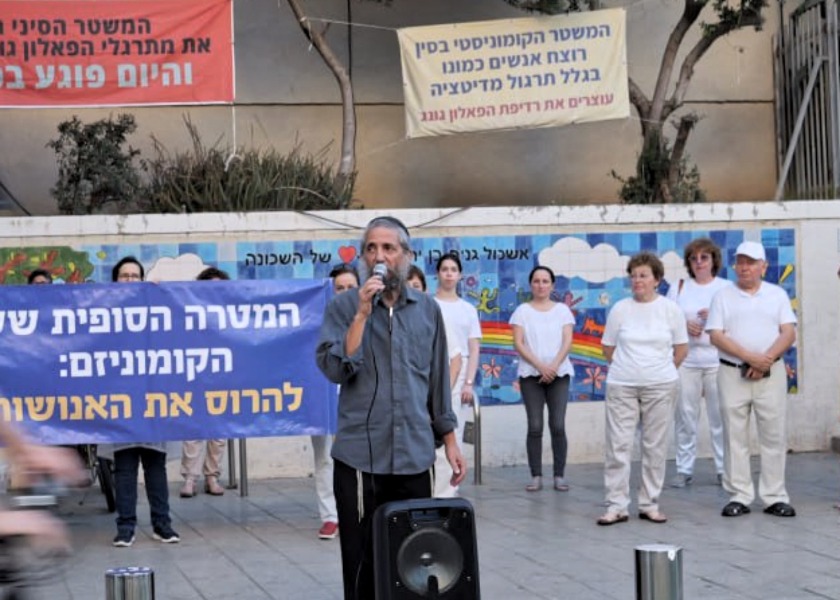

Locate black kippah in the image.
[369,216,410,239]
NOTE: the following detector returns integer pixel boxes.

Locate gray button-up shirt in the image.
[316,284,455,475]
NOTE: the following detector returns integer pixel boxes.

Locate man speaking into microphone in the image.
[316,216,466,600]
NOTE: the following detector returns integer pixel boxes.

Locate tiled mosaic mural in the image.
[1,227,797,406]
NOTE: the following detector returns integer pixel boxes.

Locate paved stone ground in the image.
[15,451,840,599]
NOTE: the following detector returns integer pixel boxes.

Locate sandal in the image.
[763,502,795,517]
[180,478,197,498]
[525,476,542,492]
[205,476,225,496]
[554,477,570,492]
[639,510,668,523]
[597,512,629,526]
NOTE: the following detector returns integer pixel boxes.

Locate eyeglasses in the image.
[689,254,711,263]
[117,273,142,281]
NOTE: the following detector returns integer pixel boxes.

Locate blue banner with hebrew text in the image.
[0,279,336,444]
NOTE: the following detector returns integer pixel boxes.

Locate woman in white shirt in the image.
[598,252,688,525]
[433,253,481,497]
[666,238,731,488]
[510,266,575,492]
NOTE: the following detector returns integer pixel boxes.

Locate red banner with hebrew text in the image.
[0,0,233,108]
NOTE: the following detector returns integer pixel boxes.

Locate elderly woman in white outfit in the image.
[667,238,731,488]
[598,252,688,525]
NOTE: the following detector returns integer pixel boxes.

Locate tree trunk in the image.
[667,114,699,193]
[636,128,670,204]
[286,0,356,199]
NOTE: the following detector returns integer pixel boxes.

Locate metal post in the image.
[226,439,238,489]
[105,567,155,600]
[472,396,481,485]
[238,438,248,497]
[635,544,683,600]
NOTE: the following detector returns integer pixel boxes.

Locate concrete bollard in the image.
[105,566,155,600]
[635,544,683,600]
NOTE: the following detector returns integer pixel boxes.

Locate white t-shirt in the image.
[602,295,688,386]
[705,281,797,363]
[435,297,482,360]
[509,302,576,379]
[666,277,732,368]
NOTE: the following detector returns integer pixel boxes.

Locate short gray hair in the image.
[361,216,411,253]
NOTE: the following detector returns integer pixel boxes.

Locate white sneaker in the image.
[113,530,135,547]
[152,525,180,543]
[669,474,693,488]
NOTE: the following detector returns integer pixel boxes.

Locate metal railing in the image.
[472,396,482,485]
[774,0,840,199]
[224,399,481,494]
[462,396,482,485]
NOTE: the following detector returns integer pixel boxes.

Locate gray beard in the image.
[358,260,410,292]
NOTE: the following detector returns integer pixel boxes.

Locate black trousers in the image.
[334,459,433,600]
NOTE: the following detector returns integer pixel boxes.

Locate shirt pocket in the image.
[404,322,435,374]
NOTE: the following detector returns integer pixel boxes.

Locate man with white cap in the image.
[706,240,797,518]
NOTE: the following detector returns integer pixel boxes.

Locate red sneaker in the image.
[318,521,338,540]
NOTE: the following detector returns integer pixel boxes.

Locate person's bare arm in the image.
[449,354,463,390]
[673,343,689,368]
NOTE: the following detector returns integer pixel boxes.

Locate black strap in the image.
[720,357,780,368]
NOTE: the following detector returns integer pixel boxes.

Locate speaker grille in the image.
[374,498,480,599]
[396,528,464,595]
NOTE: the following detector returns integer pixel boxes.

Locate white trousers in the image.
[604,381,678,514]
[674,365,725,475]
[718,361,789,507]
[311,435,337,522]
[434,375,468,498]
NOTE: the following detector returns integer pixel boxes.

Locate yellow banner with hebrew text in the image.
[397,9,629,138]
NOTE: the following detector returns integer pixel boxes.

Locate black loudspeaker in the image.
[373,497,480,599]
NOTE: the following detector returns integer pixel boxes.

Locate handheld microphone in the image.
[371,262,387,306]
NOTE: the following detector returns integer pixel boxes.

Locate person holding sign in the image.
[109,256,179,547]
[27,269,52,285]
[316,216,465,600]
[180,267,230,498]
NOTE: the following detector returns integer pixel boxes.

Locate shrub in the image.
[612,135,705,204]
[48,115,357,214]
[139,118,356,213]
[47,114,142,215]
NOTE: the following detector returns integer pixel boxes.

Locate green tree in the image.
[287,0,357,200]
[48,115,356,214]
[292,0,767,205]
[47,114,142,215]
[509,0,767,203]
